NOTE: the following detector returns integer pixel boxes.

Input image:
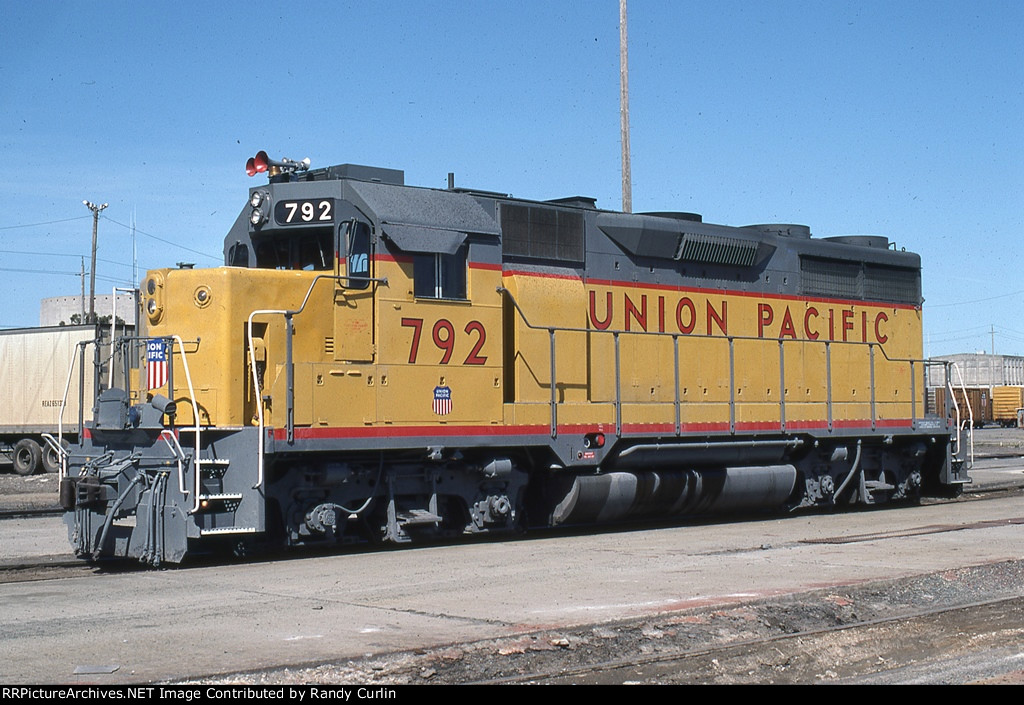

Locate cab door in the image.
[334,220,375,363]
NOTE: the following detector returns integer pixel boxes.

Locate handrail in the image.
[41,433,67,475]
[948,362,975,466]
[57,339,91,481]
[109,286,137,389]
[94,334,203,510]
[166,334,203,513]
[497,286,930,438]
[160,429,188,496]
[247,272,388,489]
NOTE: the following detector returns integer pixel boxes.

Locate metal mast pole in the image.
[619,0,632,213]
[83,200,108,324]
[80,257,85,322]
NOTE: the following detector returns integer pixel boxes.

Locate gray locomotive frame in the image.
[61,161,971,565]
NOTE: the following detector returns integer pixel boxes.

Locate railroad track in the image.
[2,481,1022,584]
[0,505,61,520]
[466,593,1024,685]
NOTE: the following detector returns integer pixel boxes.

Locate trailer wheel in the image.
[42,440,66,474]
[13,439,42,476]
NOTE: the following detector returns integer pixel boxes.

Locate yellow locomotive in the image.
[60,153,970,564]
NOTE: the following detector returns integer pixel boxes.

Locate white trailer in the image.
[0,325,104,475]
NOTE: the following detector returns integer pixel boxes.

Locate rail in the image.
[160,429,188,497]
[108,286,137,389]
[948,362,975,466]
[247,272,388,489]
[56,338,91,480]
[166,335,202,513]
[497,286,935,440]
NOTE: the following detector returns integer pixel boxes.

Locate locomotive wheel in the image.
[13,439,42,476]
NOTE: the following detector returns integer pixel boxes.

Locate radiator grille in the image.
[801,256,919,304]
[675,232,759,266]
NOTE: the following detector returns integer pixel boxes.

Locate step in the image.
[398,508,443,526]
[199,526,257,536]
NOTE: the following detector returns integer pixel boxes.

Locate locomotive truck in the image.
[59,153,971,564]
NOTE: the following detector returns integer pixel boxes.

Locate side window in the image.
[414,248,467,300]
[346,221,371,289]
[228,242,250,267]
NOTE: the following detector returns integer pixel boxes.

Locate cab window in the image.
[414,248,467,299]
[346,221,372,290]
[254,229,333,270]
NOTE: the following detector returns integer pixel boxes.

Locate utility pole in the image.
[619,0,632,213]
[83,200,108,325]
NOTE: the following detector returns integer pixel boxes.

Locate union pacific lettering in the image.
[587,289,896,344]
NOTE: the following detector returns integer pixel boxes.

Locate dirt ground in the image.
[183,560,1024,685]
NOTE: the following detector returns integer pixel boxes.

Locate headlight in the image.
[145,273,164,323]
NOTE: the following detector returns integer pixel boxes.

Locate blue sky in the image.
[1,1,1021,357]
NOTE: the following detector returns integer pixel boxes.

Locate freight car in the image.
[0,325,110,475]
[59,153,971,564]
[933,386,994,428]
[991,386,1023,427]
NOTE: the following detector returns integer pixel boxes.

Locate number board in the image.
[274,199,333,225]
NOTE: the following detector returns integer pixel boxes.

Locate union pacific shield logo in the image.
[146,339,168,390]
[432,386,452,416]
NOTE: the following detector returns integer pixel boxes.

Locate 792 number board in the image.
[274,199,333,225]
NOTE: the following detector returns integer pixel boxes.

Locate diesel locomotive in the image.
[59,153,971,564]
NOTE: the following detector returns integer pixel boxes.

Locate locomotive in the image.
[59,152,971,564]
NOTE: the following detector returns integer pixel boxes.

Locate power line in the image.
[101,215,221,262]
[924,290,1024,308]
[0,266,130,284]
[0,249,135,270]
[0,215,92,230]
[0,213,221,263]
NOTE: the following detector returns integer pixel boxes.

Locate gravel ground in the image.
[0,469,60,511]
[180,560,1024,685]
